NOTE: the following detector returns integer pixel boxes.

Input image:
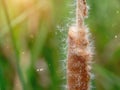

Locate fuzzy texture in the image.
[77,0,87,27]
[67,0,92,90]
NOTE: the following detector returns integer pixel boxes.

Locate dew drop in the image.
[116,10,120,14]
[115,35,118,39]
[36,69,39,72]
[40,68,44,71]
[22,51,25,55]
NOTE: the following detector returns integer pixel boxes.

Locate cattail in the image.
[67,0,93,90]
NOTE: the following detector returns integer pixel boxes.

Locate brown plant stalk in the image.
[67,0,92,90]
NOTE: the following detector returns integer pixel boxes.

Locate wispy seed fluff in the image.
[67,0,93,90]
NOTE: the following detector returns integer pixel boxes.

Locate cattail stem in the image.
[67,0,92,90]
[77,0,87,28]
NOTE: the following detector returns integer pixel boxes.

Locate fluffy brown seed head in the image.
[67,26,92,90]
[67,0,93,90]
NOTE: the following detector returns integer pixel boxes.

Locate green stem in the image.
[29,21,48,89]
[0,63,5,90]
[2,1,26,90]
[31,21,48,64]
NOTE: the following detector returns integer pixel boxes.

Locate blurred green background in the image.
[0,0,120,90]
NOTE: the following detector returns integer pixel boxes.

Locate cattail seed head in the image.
[67,0,93,90]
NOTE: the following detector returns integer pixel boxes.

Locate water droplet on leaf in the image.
[115,35,118,39]
[116,10,120,14]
